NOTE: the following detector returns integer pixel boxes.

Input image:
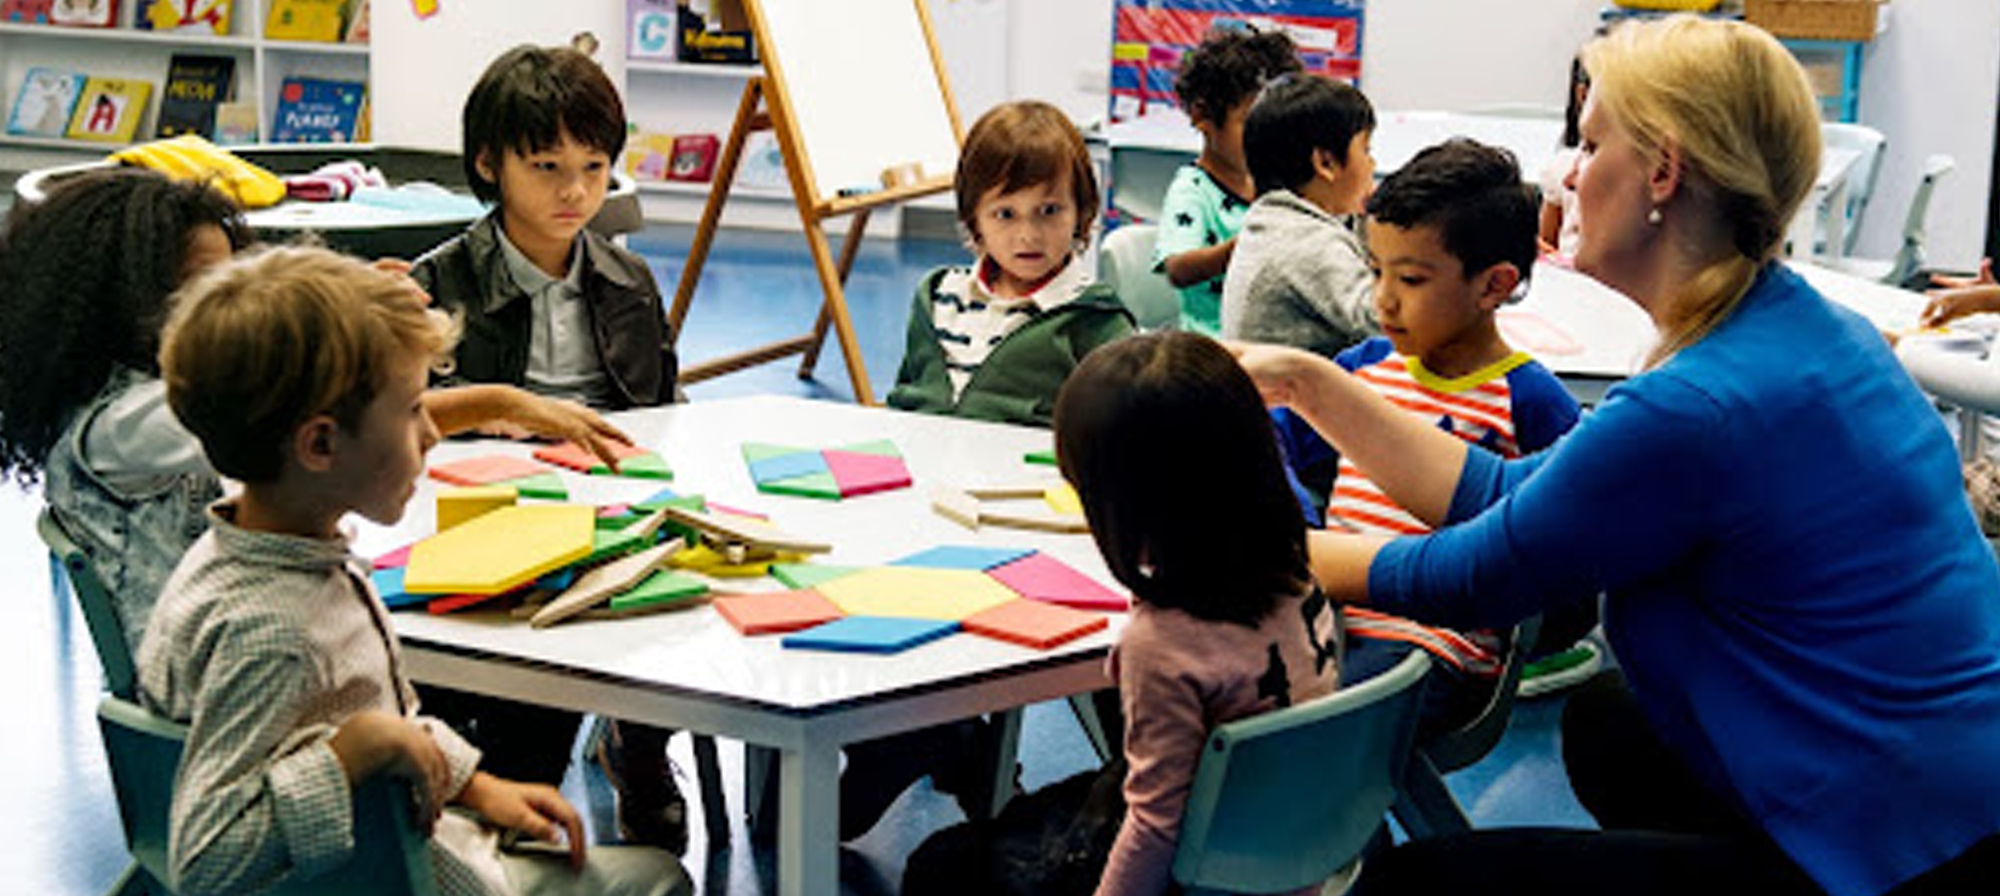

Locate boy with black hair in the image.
[1220,73,1380,358]
[1152,27,1301,335]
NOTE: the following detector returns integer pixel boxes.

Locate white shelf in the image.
[0,22,251,50]
[262,38,370,56]
[626,59,759,80]
[0,133,126,152]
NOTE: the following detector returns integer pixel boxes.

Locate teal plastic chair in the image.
[42,509,437,896]
[1098,224,1183,332]
[1392,614,1542,840]
[1171,649,1431,896]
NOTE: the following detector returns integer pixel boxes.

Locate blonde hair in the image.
[160,245,457,482]
[1584,16,1821,365]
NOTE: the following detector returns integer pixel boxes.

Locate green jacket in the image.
[887,266,1135,428]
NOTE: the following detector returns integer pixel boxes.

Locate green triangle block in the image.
[1024,449,1057,466]
[596,511,643,530]
[501,471,568,500]
[633,492,704,514]
[839,438,902,458]
[771,563,862,589]
[742,442,805,464]
[586,527,650,564]
[758,470,842,500]
[593,451,673,480]
[608,569,709,611]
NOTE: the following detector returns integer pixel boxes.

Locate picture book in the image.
[667,133,720,183]
[155,54,236,139]
[265,0,347,41]
[629,0,676,60]
[137,0,232,33]
[213,100,257,144]
[625,130,677,181]
[66,78,152,143]
[47,0,115,27]
[270,76,363,143]
[6,68,86,138]
[343,0,367,42]
[1,0,55,24]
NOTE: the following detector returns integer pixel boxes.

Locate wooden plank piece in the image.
[529,539,683,628]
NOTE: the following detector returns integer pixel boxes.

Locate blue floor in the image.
[4,222,1589,896]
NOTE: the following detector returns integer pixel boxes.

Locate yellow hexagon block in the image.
[815,566,1020,621]
[437,485,518,531]
[405,504,594,595]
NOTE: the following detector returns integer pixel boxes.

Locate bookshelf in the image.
[0,1,367,166]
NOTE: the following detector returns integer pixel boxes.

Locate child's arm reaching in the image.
[422,385,634,468]
[1160,238,1236,288]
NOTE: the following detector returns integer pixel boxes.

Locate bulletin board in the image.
[1108,0,1367,123]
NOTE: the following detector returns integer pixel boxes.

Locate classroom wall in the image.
[1009,0,1996,269]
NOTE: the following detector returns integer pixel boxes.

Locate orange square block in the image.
[962,599,1109,650]
[429,454,550,487]
[714,589,845,635]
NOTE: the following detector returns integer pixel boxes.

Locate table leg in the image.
[778,739,840,896]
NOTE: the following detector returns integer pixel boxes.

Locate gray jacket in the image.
[1220,189,1377,357]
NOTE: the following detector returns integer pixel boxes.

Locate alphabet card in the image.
[66,78,153,143]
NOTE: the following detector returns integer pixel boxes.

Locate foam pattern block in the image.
[892,545,1037,572]
[962,599,1109,650]
[429,454,549,487]
[760,471,843,500]
[498,471,568,501]
[781,616,959,654]
[823,450,912,497]
[714,589,845,635]
[403,504,594,595]
[988,552,1129,611]
[371,566,425,610]
[748,449,828,484]
[816,566,1020,621]
[771,563,863,590]
[608,569,709,611]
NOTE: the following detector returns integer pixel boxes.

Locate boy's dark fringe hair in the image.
[1173,27,1302,125]
[1367,138,1539,284]
[1244,74,1377,196]
[1055,332,1310,627]
[463,44,627,204]
[0,168,250,486]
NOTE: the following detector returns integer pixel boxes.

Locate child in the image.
[409,43,687,848]
[138,245,689,896]
[1153,27,1301,335]
[886,99,1135,427]
[0,168,649,845]
[1537,55,1589,257]
[1220,73,1379,358]
[411,44,677,411]
[902,332,1340,896]
[1278,138,1594,705]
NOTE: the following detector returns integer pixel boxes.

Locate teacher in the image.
[1237,16,2000,896]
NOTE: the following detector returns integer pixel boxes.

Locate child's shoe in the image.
[1517,640,1604,699]
[594,720,689,856]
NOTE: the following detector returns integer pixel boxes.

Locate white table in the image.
[1509,258,1928,406]
[351,396,1121,896]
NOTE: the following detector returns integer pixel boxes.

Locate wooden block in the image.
[713,588,844,635]
[437,485,517,531]
[403,504,595,596]
[823,449,912,497]
[892,545,1035,571]
[981,502,1091,534]
[671,543,797,578]
[964,483,1050,500]
[1043,483,1083,517]
[781,617,958,654]
[988,552,1129,611]
[816,566,1020,621]
[770,562,863,590]
[658,504,830,554]
[931,487,981,531]
[529,539,681,628]
[582,569,710,619]
[429,454,549,487]
[962,599,1109,650]
[498,471,568,501]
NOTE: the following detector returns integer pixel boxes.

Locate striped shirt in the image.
[931,253,1094,400]
[1328,337,1577,536]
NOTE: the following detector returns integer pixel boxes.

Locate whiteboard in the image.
[750,0,962,202]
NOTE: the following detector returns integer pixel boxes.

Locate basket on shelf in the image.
[1745,0,1887,41]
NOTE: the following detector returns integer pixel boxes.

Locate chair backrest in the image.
[97,695,438,896]
[1099,224,1183,331]
[39,508,137,699]
[1887,154,1957,286]
[1422,614,1542,773]
[1820,123,1888,256]
[1172,649,1431,895]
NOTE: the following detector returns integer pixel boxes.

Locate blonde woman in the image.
[1236,17,2000,896]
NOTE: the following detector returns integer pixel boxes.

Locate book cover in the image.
[137,0,233,34]
[624,130,676,181]
[213,100,257,145]
[155,54,235,139]
[47,0,115,26]
[666,133,719,183]
[264,0,347,41]
[1,0,55,23]
[343,0,367,42]
[66,77,153,143]
[629,0,676,60]
[270,76,363,143]
[7,67,86,137]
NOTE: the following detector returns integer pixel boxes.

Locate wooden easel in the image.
[666,0,964,405]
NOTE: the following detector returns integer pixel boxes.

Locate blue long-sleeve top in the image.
[1370,264,2000,896]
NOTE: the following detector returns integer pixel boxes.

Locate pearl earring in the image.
[1647,207,1663,225]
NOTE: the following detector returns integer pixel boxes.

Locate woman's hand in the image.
[457,773,587,870]
[1224,340,1336,409]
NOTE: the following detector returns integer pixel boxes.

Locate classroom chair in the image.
[1826,154,1956,287]
[1391,614,1543,841]
[1099,224,1183,331]
[1171,649,1431,896]
[41,509,437,896]
[1819,123,1888,257]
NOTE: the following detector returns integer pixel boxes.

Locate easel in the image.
[667,0,965,405]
